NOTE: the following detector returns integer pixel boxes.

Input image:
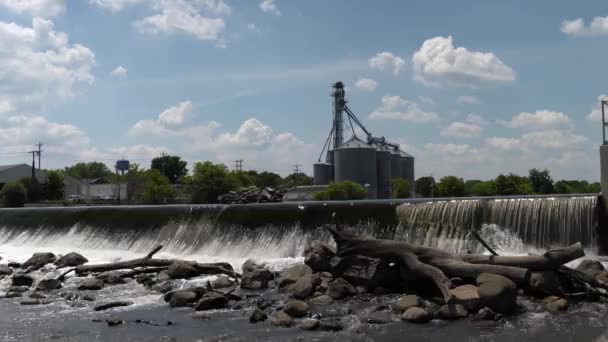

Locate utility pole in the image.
[29,150,37,184]
[234,159,243,172]
[293,164,302,185]
[35,142,43,170]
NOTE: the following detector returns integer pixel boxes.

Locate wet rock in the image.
[7,262,20,269]
[304,244,336,272]
[576,260,606,279]
[474,307,497,321]
[106,319,125,327]
[78,278,104,291]
[36,278,62,291]
[543,296,569,314]
[270,311,293,327]
[195,293,228,311]
[169,291,198,307]
[320,272,333,280]
[4,292,22,298]
[597,272,608,287]
[437,304,468,320]
[82,294,96,301]
[319,318,344,331]
[0,265,13,276]
[20,299,42,305]
[450,285,481,311]
[97,272,126,285]
[136,274,156,287]
[22,253,56,271]
[298,319,320,331]
[450,277,466,288]
[249,308,268,323]
[151,281,174,294]
[241,260,274,290]
[12,274,34,287]
[30,293,46,299]
[164,287,205,303]
[393,295,421,312]
[277,263,312,288]
[309,294,333,305]
[402,307,431,323]
[54,252,88,268]
[327,278,356,299]
[355,286,367,295]
[192,312,212,320]
[167,261,199,280]
[94,301,133,311]
[361,310,393,324]
[476,273,517,315]
[212,275,235,289]
[290,274,322,300]
[9,285,30,293]
[332,255,380,288]
[156,270,171,282]
[320,306,352,317]
[283,300,308,318]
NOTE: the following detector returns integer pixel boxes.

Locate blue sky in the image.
[0,0,607,180]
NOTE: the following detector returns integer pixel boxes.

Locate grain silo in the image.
[334,137,377,199]
[390,150,402,183]
[375,146,392,199]
[400,150,415,197]
[313,162,333,185]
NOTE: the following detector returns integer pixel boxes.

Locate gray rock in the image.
[97,272,126,285]
[20,299,42,305]
[9,285,30,293]
[194,293,228,311]
[309,295,333,305]
[169,291,198,307]
[163,287,205,303]
[543,296,569,314]
[167,261,199,279]
[356,286,367,295]
[475,307,497,321]
[320,306,352,317]
[476,273,517,315]
[29,293,46,299]
[241,260,274,290]
[54,253,88,268]
[437,304,468,320]
[12,274,34,287]
[449,284,481,311]
[576,260,606,279]
[394,295,421,312]
[283,300,308,318]
[362,311,393,324]
[156,270,171,282]
[151,281,174,293]
[319,318,344,331]
[192,312,211,320]
[249,308,268,323]
[270,311,293,327]
[7,262,20,269]
[0,265,13,276]
[290,274,322,300]
[4,292,22,298]
[22,253,56,271]
[36,278,62,291]
[94,301,133,311]
[277,264,312,288]
[298,319,320,331]
[304,244,336,272]
[78,278,104,291]
[597,271,608,287]
[211,275,235,289]
[327,278,356,299]
[402,307,431,323]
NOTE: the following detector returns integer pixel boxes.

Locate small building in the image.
[63,176,127,201]
[0,164,47,188]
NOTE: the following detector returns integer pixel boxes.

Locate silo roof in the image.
[337,137,375,149]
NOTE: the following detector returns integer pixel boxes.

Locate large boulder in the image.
[249,309,268,323]
[327,278,356,300]
[476,273,517,315]
[449,285,481,312]
[12,274,34,287]
[543,296,568,314]
[576,260,606,279]
[0,265,13,276]
[298,319,320,331]
[240,260,273,290]
[393,295,421,312]
[97,272,127,285]
[36,278,62,291]
[304,244,336,272]
[169,291,199,307]
[22,253,56,271]
[437,304,468,320]
[309,294,333,305]
[402,307,431,323]
[270,311,293,327]
[94,301,133,311]
[288,274,322,300]
[163,287,205,303]
[78,278,104,291]
[54,253,88,268]
[283,300,309,318]
[211,275,235,289]
[597,272,608,287]
[277,264,312,288]
[194,293,228,311]
[167,261,199,280]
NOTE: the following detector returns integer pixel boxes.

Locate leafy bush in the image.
[184,162,238,204]
[1,182,27,207]
[391,178,411,198]
[313,181,367,201]
[142,169,174,204]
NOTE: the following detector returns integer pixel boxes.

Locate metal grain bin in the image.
[390,150,402,182]
[334,137,377,199]
[375,146,392,199]
[399,151,415,197]
[313,163,334,185]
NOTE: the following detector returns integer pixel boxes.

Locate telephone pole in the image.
[234,159,243,172]
[29,150,37,184]
[35,142,43,170]
[293,164,302,184]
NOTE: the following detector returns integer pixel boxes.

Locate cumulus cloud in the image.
[354,78,378,91]
[457,95,480,104]
[412,36,515,87]
[130,100,194,136]
[369,95,438,123]
[215,118,273,148]
[259,0,280,15]
[465,113,488,125]
[89,0,142,11]
[498,110,572,130]
[0,0,65,17]
[586,94,608,122]
[561,16,608,37]
[440,122,482,138]
[110,65,127,78]
[369,52,405,76]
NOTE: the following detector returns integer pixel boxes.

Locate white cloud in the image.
[248,23,260,32]
[132,0,230,44]
[457,95,480,104]
[425,143,473,156]
[418,96,436,106]
[216,118,273,148]
[0,0,65,17]
[259,0,280,15]
[587,94,608,122]
[89,0,142,12]
[0,17,95,111]
[561,16,608,37]
[484,137,521,151]
[465,113,488,125]
[354,78,377,91]
[412,36,515,87]
[521,130,587,150]
[440,122,482,138]
[498,110,572,130]
[110,65,127,78]
[369,95,438,123]
[130,100,193,136]
[369,52,405,76]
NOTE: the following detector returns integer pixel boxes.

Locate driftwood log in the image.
[326,226,592,303]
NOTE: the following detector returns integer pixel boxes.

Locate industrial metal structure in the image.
[314,82,415,199]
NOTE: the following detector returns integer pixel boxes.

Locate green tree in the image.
[184,162,238,203]
[1,182,27,207]
[495,173,533,195]
[64,162,112,179]
[464,180,482,196]
[436,176,465,197]
[254,171,283,188]
[231,171,256,188]
[283,172,313,186]
[18,177,42,203]
[151,155,188,183]
[587,182,601,193]
[471,180,497,196]
[415,177,435,198]
[392,178,411,198]
[313,181,367,200]
[124,164,148,203]
[43,170,64,200]
[528,168,554,194]
[141,169,174,204]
